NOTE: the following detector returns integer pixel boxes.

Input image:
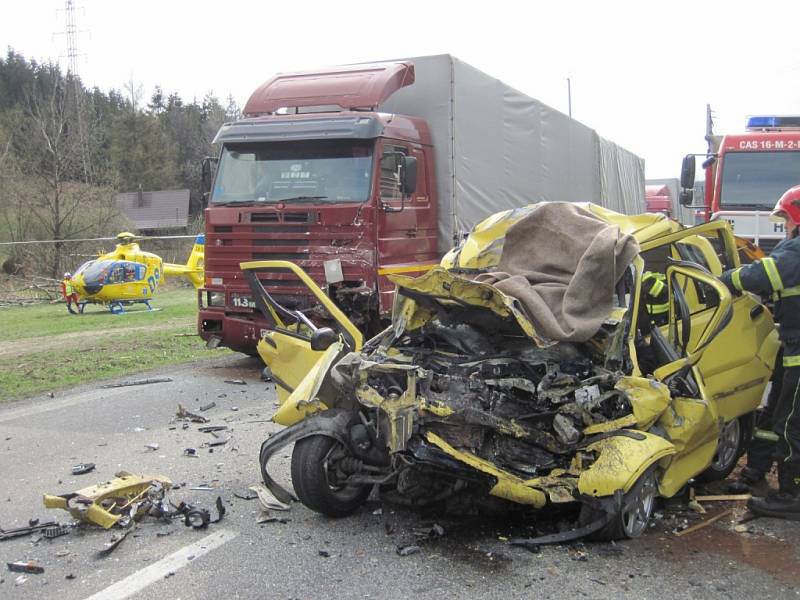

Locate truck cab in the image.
[681,114,800,252]
[199,62,439,354]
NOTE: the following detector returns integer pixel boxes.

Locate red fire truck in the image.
[680,111,800,251]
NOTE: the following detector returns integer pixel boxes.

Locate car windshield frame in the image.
[210,139,375,205]
[719,150,800,210]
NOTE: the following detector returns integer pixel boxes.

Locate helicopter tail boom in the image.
[163,234,205,289]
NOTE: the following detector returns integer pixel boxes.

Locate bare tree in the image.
[8,66,121,276]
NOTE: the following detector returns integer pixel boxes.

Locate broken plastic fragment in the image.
[71,463,95,475]
[249,484,290,511]
[7,561,44,574]
[396,545,421,556]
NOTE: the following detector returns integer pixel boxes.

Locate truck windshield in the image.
[720,151,800,209]
[210,140,374,204]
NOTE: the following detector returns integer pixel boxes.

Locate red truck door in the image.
[375,140,438,313]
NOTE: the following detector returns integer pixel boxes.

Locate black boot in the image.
[747,463,800,520]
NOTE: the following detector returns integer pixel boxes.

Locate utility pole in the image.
[58,0,91,182]
[566,77,573,119]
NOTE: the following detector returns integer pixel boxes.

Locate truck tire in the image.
[290,435,370,517]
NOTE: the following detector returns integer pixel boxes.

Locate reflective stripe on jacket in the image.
[721,236,800,366]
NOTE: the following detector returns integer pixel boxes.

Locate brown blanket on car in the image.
[474,202,640,343]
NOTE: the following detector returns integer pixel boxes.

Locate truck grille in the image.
[250,212,315,223]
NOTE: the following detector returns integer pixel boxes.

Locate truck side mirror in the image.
[680,155,695,190]
[400,156,417,196]
[679,189,693,207]
[201,156,219,205]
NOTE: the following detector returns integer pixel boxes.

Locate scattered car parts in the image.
[43,471,173,528]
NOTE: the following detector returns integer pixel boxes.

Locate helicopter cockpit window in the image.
[82,260,145,287]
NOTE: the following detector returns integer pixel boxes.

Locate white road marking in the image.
[83,529,238,600]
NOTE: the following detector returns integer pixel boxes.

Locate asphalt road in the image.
[1,355,798,600]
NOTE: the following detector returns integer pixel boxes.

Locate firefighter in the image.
[61,272,80,315]
[642,270,669,326]
[720,185,800,520]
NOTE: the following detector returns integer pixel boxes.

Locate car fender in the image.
[272,341,344,426]
[578,430,675,497]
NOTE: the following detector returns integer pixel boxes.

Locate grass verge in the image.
[0,286,230,401]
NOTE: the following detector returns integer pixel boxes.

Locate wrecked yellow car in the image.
[246,202,778,541]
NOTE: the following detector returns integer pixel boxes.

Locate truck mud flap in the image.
[258,409,355,505]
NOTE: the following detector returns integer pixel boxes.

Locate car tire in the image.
[580,466,658,541]
[696,414,751,483]
[290,435,370,517]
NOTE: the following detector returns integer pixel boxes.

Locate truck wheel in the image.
[580,466,658,541]
[290,435,370,517]
[697,414,751,482]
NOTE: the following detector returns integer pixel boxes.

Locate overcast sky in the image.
[3,0,800,179]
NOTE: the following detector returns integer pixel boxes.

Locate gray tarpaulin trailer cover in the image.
[377,55,645,251]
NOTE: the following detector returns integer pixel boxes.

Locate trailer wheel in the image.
[291,435,370,517]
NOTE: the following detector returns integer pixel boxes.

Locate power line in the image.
[0,235,200,246]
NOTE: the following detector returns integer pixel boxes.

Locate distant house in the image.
[114,189,190,231]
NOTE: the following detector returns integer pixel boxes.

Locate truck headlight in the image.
[207,291,225,307]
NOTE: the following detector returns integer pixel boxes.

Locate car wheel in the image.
[290,435,370,517]
[581,466,658,541]
[697,414,750,482]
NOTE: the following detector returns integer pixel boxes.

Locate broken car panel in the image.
[247,202,779,540]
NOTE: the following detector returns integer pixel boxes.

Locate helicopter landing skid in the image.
[108,300,159,315]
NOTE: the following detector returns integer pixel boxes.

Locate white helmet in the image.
[64,272,72,278]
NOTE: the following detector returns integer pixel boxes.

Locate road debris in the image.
[71,462,95,475]
[694,494,751,502]
[198,426,228,433]
[674,509,734,537]
[176,496,226,529]
[44,471,173,528]
[249,484,291,511]
[176,404,209,424]
[96,527,133,558]
[15,575,28,586]
[396,545,421,557]
[0,520,68,541]
[224,379,247,385]
[199,402,216,412]
[102,377,173,389]
[184,448,198,457]
[7,561,44,574]
[256,511,289,524]
[412,523,445,540]
[145,443,160,451]
[233,488,258,501]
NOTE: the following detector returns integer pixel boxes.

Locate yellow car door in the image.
[240,260,363,425]
[641,222,779,421]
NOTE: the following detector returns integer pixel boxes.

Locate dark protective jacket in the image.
[720,236,800,367]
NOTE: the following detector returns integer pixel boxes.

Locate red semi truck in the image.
[680,110,800,251]
[198,55,645,355]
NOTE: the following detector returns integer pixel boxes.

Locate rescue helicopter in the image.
[69,232,205,314]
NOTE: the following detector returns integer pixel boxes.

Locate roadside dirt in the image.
[1,322,194,359]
